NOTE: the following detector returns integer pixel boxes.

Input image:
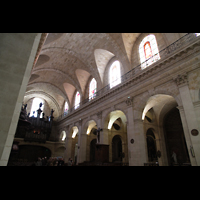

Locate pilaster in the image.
[64,136,72,163]
[77,119,83,164]
[174,73,200,165]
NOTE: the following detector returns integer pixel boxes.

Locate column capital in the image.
[125,96,134,107]
[174,73,188,87]
[78,118,82,126]
[97,111,102,119]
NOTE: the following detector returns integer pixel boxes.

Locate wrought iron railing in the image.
[57,33,200,121]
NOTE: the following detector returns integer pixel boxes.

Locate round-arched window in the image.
[30,97,44,118]
[109,60,121,89]
[139,34,160,69]
[74,91,80,109]
[89,78,97,100]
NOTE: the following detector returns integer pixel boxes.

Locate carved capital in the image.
[174,73,188,87]
[97,111,102,119]
[125,96,134,107]
[78,118,82,126]
[65,125,70,132]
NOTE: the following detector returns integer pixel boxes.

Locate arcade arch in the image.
[84,120,97,162]
[103,110,128,164]
[142,94,191,166]
[59,130,66,142]
[68,126,79,164]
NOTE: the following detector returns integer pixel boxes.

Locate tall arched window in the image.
[110,60,121,89]
[139,34,160,69]
[30,97,44,118]
[64,101,69,116]
[89,78,97,100]
[74,91,80,109]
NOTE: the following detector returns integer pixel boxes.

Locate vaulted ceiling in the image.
[24,33,184,118]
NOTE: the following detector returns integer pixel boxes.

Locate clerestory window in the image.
[89,78,97,100]
[109,60,121,89]
[139,34,160,69]
[75,91,80,109]
[64,101,69,115]
[30,97,44,118]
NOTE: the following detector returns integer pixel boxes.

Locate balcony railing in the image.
[57,33,200,121]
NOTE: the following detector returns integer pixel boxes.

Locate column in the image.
[64,126,72,163]
[174,73,200,166]
[97,111,109,144]
[0,33,42,166]
[156,127,168,166]
[76,119,87,164]
[126,99,136,166]
[78,133,87,164]
[76,119,82,164]
[133,117,148,165]
[177,106,197,166]
[125,96,148,166]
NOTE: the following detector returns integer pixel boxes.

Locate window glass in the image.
[64,101,69,115]
[75,91,80,109]
[110,60,121,89]
[30,98,44,118]
[139,34,160,69]
[89,78,97,100]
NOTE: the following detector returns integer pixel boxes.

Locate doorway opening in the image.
[90,139,97,162]
[164,107,190,165]
[146,129,158,162]
[112,135,122,162]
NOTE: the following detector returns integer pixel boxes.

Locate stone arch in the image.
[68,126,79,138]
[103,110,128,163]
[59,130,67,142]
[140,91,192,166]
[84,119,98,162]
[82,119,97,135]
[135,88,182,121]
[24,91,61,118]
[102,107,127,130]
[107,111,127,131]
[103,109,128,139]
